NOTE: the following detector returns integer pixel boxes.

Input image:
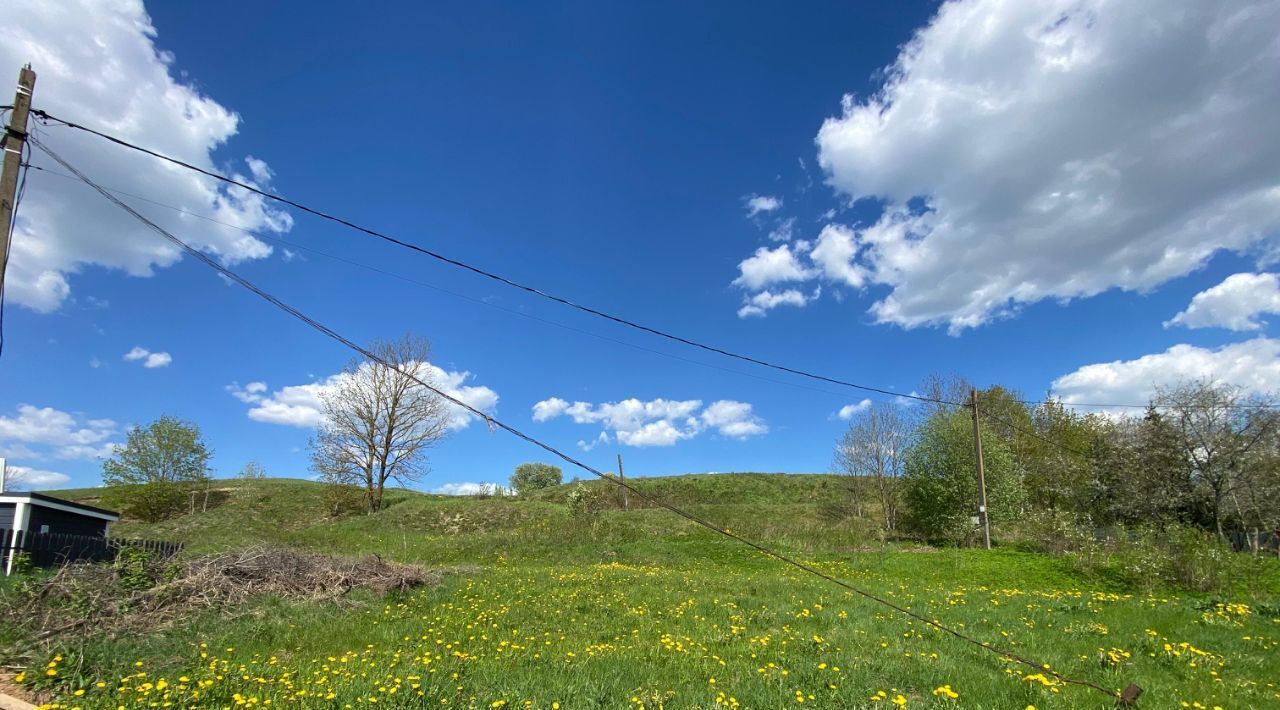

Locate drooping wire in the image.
[17,161,860,403]
[30,132,1133,704]
[976,405,1094,460]
[32,108,1271,420]
[29,108,955,408]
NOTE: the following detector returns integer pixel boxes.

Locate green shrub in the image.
[9,552,34,575]
[114,545,158,592]
[902,411,1025,545]
[510,463,563,495]
[566,483,609,518]
[102,480,190,523]
[321,482,366,517]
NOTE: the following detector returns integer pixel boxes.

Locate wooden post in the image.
[617,453,629,511]
[970,388,991,550]
[0,66,36,301]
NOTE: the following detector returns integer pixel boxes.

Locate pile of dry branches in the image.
[2,547,439,650]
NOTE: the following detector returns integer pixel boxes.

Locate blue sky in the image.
[3,1,1280,492]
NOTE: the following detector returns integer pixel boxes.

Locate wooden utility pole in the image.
[0,65,36,300]
[969,388,991,550]
[617,453,629,511]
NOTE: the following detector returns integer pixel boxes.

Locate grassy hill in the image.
[15,474,1280,709]
[45,474,881,564]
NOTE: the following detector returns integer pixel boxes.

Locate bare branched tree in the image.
[834,401,910,531]
[310,335,451,513]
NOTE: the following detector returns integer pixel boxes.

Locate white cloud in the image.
[0,404,119,461]
[732,0,1280,333]
[736,288,815,318]
[532,397,766,446]
[1,1,293,312]
[835,399,873,420]
[433,482,502,496]
[768,217,796,243]
[532,397,570,422]
[700,400,768,439]
[577,431,611,452]
[732,244,814,291]
[2,465,71,491]
[808,224,866,288]
[244,156,273,184]
[619,420,690,447]
[229,362,498,431]
[1167,273,1280,331]
[225,381,268,403]
[744,194,782,217]
[1050,338,1280,411]
[123,346,171,368]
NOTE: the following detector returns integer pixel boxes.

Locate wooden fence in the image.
[1,528,182,572]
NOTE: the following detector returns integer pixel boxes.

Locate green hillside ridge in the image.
[43,473,885,565]
[18,473,1278,710]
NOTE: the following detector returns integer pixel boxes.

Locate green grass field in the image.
[16,475,1280,709]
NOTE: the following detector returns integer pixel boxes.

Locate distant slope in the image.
[45,478,428,549]
[41,473,877,564]
[529,472,850,506]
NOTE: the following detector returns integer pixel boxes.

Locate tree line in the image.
[836,375,1280,551]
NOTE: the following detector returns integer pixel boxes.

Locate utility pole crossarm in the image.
[0,65,36,302]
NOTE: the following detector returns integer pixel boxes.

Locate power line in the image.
[29,108,953,408]
[1012,396,1280,411]
[25,156,1109,461]
[977,406,1094,460]
[31,132,1134,705]
[30,110,1272,420]
[19,160,860,403]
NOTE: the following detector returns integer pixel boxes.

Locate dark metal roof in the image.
[0,491,120,519]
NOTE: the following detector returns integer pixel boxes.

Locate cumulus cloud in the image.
[123,346,172,368]
[532,397,767,446]
[0,404,119,461]
[577,431,611,452]
[834,399,873,420]
[228,363,498,431]
[736,288,816,318]
[744,194,782,217]
[768,217,796,243]
[433,482,503,496]
[1,0,292,312]
[1050,338,1280,411]
[226,381,268,404]
[2,465,71,491]
[699,400,769,438]
[731,0,1280,332]
[732,244,814,291]
[1167,273,1280,331]
[808,225,866,289]
[532,397,570,422]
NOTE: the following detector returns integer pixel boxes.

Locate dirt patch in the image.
[0,675,38,709]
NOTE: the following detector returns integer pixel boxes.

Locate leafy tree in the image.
[101,415,212,522]
[510,462,563,495]
[239,460,267,479]
[1126,407,1195,524]
[902,409,1024,544]
[1020,400,1100,514]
